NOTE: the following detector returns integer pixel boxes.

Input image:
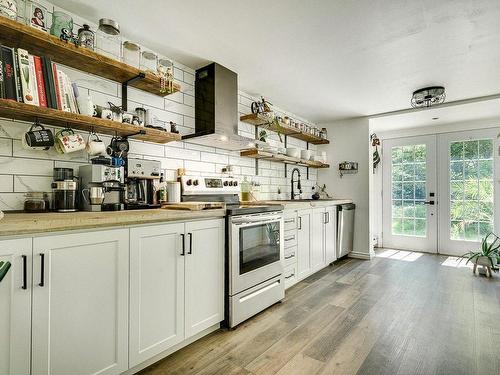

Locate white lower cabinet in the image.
[311,208,326,272]
[0,238,32,375]
[297,209,312,280]
[129,223,185,367]
[32,229,129,375]
[129,219,224,367]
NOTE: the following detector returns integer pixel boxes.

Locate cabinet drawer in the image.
[283,232,297,248]
[284,246,297,266]
[284,216,297,231]
[284,263,297,289]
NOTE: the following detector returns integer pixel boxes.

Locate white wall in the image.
[317,117,374,259]
[0,0,320,210]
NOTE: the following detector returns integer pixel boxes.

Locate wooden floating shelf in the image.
[0,15,180,96]
[240,113,330,145]
[0,99,181,143]
[241,149,330,169]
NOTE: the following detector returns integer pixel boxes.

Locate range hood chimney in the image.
[182,63,259,151]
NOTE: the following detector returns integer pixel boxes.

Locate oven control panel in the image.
[181,175,240,195]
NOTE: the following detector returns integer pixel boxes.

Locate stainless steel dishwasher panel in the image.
[337,203,355,258]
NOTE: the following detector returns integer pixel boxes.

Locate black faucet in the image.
[290,168,302,200]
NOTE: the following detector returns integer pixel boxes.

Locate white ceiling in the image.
[53,0,500,123]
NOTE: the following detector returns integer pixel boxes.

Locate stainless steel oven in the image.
[228,210,284,327]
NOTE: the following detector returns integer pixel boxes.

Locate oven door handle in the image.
[232,217,283,225]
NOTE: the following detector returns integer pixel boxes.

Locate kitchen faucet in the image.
[290,168,302,200]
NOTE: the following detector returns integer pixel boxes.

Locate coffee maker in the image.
[125,158,161,209]
[52,168,78,212]
[79,165,125,211]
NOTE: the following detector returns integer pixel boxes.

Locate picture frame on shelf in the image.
[25,1,49,33]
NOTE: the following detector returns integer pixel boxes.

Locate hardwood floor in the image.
[139,250,500,375]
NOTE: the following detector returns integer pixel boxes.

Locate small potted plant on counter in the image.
[461,232,500,277]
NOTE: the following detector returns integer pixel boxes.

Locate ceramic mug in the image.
[101,109,113,120]
[22,123,54,151]
[86,132,106,156]
[54,128,86,154]
[122,113,134,124]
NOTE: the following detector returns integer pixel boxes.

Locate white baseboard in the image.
[123,324,221,375]
[348,251,374,260]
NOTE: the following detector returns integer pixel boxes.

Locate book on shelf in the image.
[0,45,82,115]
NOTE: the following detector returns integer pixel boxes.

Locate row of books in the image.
[0,45,79,113]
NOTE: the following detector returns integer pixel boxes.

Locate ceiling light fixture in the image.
[411,86,446,108]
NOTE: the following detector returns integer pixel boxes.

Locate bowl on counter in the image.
[286,148,300,158]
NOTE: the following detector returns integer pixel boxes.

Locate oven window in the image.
[239,222,280,274]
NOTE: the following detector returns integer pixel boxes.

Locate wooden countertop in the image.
[0,209,226,237]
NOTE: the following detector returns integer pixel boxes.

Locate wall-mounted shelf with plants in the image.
[240,113,329,145]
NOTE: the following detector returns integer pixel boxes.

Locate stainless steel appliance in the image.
[182,63,262,151]
[337,203,355,258]
[180,175,285,328]
[125,158,161,209]
[52,168,78,212]
[79,165,125,211]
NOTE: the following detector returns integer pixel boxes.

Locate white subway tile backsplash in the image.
[0,1,320,210]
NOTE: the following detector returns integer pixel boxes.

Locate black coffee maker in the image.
[52,168,78,212]
[125,158,161,209]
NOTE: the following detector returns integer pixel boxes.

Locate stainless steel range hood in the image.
[182,63,259,151]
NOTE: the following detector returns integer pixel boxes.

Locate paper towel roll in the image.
[167,182,181,203]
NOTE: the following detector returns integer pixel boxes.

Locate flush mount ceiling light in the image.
[411,86,446,108]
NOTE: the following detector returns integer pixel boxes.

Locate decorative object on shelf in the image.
[122,112,134,124]
[135,107,146,126]
[22,121,54,150]
[108,101,123,122]
[76,94,94,116]
[77,24,95,50]
[339,161,358,178]
[122,41,141,68]
[157,58,174,94]
[96,18,121,60]
[54,128,85,154]
[251,96,272,114]
[170,121,179,133]
[259,129,268,142]
[320,127,328,139]
[25,1,48,32]
[140,50,157,73]
[0,0,17,20]
[411,86,446,108]
[371,133,381,172]
[460,232,500,277]
[50,10,73,39]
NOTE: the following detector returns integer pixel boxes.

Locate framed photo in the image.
[27,1,48,32]
[0,0,18,20]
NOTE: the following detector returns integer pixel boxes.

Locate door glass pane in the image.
[449,139,494,241]
[391,145,427,237]
[239,222,280,274]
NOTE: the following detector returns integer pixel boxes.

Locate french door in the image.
[383,129,499,256]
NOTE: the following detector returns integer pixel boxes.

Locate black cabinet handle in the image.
[39,253,45,287]
[22,255,27,290]
[188,233,193,255]
[285,273,295,279]
[284,219,295,224]
[284,236,295,242]
[298,216,302,230]
[180,234,185,256]
[284,253,295,259]
[326,212,330,224]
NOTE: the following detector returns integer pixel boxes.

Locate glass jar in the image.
[1,0,18,20]
[77,24,95,50]
[50,10,73,39]
[140,50,157,73]
[24,192,50,213]
[321,127,328,139]
[96,18,121,60]
[122,41,141,68]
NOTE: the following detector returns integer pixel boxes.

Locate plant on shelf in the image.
[460,232,500,277]
[265,115,284,143]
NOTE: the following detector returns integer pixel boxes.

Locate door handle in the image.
[39,253,45,287]
[326,212,330,223]
[22,255,27,290]
[180,234,185,256]
[284,252,295,259]
[424,201,435,205]
[298,216,302,230]
[188,233,193,255]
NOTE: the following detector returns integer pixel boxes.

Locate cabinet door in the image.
[297,209,312,280]
[325,206,338,264]
[311,208,326,272]
[129,223,185,367]
[185,219,224,338]
[0,238,31,375]
[32,229,129,375]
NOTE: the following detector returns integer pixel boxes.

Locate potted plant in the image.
[461,232,500,277]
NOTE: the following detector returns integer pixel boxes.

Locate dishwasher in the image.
[337,203,355,258]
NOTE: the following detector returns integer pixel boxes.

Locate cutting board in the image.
[161,202,226,211]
